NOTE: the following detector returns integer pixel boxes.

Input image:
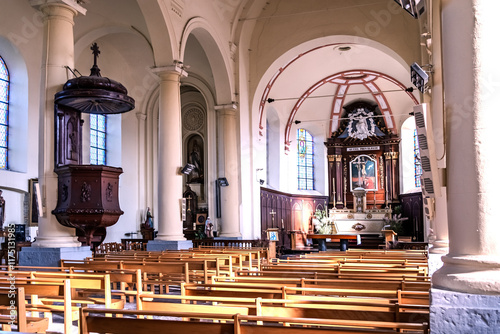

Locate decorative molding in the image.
[171,0,184,18]
[229,42,238,61]
[352,223,366,231]
[105,183,113,202]
[80,182,91,202]
[183,107,204,131]
[384,151,399,160]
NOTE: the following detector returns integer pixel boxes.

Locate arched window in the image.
[90,114,106,165]
[297,128,314,190]
[414,129,422,187]
[0,56,9,170]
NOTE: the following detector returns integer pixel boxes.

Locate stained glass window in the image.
[0,56,9,170]
[297,128,314,190]
[90,114,106,165]
[414,129,422,187]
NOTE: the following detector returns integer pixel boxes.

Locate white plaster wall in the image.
[0,2,43,228]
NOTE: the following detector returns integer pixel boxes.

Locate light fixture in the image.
[338,46,351,52]
[181,163,195,175]
[217,177,229,187]
[410,62,429,93]
[394,0,425,19]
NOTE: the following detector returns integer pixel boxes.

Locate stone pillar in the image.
[216,104,241,238]
[427,0,449,259]
[431,1,500,331]
[429,194,449,254]
[30,0,86,248]
[432,0,500,294]
[150,66,187,244]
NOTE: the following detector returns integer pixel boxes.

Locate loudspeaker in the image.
[15,224,25,242]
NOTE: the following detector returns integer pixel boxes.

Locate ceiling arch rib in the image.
[258,42,363,136]
[283,70,419,152]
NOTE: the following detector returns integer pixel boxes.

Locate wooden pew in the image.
[0,287,49,333]
[135,291,428,322]
[211,275,430,292]
[0,278,74,333]
[80,307,429,334]
[236,269,431,282]
[0,271,122,309]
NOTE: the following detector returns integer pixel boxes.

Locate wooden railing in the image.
[192,239,268,248]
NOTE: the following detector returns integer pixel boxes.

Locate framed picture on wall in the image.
[29,178,40,226]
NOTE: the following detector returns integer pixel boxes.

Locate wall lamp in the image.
[180,163,195,175]
[217,177,229,187]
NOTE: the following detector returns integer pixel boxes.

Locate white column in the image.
[432,0,500,293]
[429,194,449,254]
[136,111,147,229]
[427,0,449,256]
[31,0,86,248]
[152,66,187,241]
[216,104,241,238]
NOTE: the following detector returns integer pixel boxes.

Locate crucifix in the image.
[352,157,368,188]
[186,195,192,212]
[270,209,276,227]
[90,42,101,77]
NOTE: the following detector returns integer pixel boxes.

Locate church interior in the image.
[0,0,499,332]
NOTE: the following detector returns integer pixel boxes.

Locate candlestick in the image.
[384,175,389,209]
[332,178,336,209]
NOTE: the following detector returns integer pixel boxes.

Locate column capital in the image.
[136,112,147,121]
[151,64,188,79]
[215,102,238,114]
[30,0,86,15]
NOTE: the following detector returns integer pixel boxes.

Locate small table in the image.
[307,234,361,251]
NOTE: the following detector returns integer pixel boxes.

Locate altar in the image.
[307,233,361,251]
[329,208,391,236]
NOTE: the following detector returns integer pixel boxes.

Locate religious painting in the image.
[29,178,40,226]
[350,155,377,191]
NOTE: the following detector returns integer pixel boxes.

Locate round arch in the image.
[136,0,177,65]
[252,35,417,138]
[180,17,234,104]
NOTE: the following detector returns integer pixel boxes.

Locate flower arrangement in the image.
[312,209,333,234]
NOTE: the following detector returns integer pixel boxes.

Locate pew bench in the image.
[80,307,429,334]
[0,287,49,333]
